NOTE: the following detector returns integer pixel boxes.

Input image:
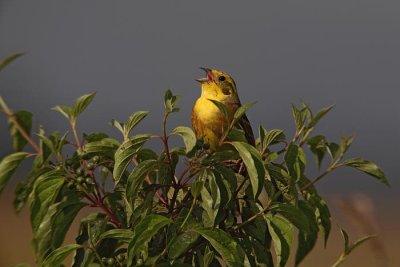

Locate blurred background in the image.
[0,1,399,266]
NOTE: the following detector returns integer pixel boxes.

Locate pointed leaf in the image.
[0,52,25,71]
[51,105,73,120]
[232,101,256,125]
[343,158,389,186]
[72,92,96,118]
[208,99,231,121]
[0,152,29,195]
[124,111,149,136]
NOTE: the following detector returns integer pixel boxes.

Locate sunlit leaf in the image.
[171,126,197,153]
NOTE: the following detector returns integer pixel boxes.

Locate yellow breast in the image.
[192,96,228,151]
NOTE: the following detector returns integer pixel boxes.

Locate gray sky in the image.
[1,1,399,201]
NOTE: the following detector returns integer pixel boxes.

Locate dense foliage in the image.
[0,54,388,267]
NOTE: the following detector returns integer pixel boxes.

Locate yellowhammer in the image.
[192,67,255,151]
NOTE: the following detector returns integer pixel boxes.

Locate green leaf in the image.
[200,170,221,227]
[72,213,108,267]
[124,111,149,137]
[42,244,82,267]
[343,158,389,186]
[285,142,306,182]
[0,52,25,71]
[191,180,204,198]
[126,159,161,206]
[261,128,285,150]
[231,141,265,199]
[295,201,319,266]
[171,126,197,153]
[208,99,231,121]
[0,152,29,195]
[168,229,200,259]
[33,197,85,262]
[8,110,32,152]
[164,89,180,113]
[127,215,172,266]
[113,134,150,182]
[193,228,250,267]
[270,203,310,234]
[72,92,96,118]
[84,137,120,156]
[232,101,256,125]
[51,105,73,120]
[111,119,125,135]
[291,104,305,132]
[299,175,331,246]
[327,136,354,161]
[28,170,65,232]
[307,135,327,169]
[309,105,334,128]
[99,229,134,243]
[265,214,293,267]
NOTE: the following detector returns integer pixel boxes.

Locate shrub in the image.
[0,54,388,267]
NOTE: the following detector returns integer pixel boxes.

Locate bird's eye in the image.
[218,76,226,81]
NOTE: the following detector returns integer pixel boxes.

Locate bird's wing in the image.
[237,112,255,146]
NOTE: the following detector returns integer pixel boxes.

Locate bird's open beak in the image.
[196,67,214,83]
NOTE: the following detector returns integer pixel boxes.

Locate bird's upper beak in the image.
[196,67,214,83]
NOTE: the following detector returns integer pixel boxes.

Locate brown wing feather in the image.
[237,113,255,146]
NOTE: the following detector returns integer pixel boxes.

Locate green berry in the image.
[86,162,95,170]
[106,258,115,266]
[77,176,85,184]
[67,181,75,189]
[85,177,93,184]
[101,257,108,263]
[92,155,100,163]
[116,254,125,261]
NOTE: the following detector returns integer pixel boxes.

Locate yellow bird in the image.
[192,67,255,151]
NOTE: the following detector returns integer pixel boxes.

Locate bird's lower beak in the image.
[196,67,214,83]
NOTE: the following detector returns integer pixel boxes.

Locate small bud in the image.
[77,176,85,184]
[106,258,115,266]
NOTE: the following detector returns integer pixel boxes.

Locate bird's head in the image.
[196,67,239,102]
